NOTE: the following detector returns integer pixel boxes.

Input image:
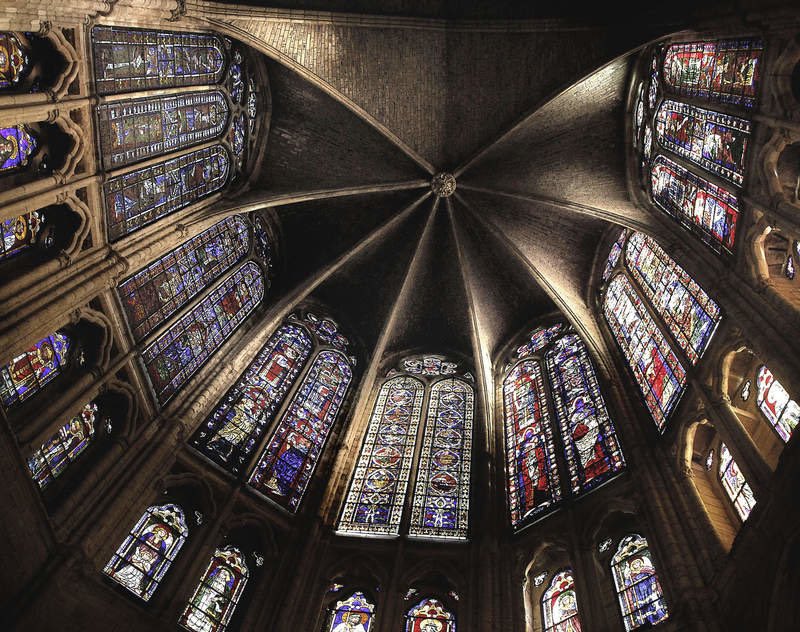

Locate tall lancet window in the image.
[755,365,800,442]
[338,356,474,540]
[601,229,720,432]
[189,312,355,514]
[541,569,583,632]
[104,503,189,601]
[180,546,249,632]
[0,331,72,409]
[405,597,456,632]
[718,442,757,521]
[611,534,669,631]
[632,38,763,255]
[502,325,625,531]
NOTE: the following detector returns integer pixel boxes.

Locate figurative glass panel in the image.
[118,216,249,341]
[104,145,229,241]
[326,591,376,632]
[603,275,686,430]
[409,378,473,540]
[92,26,225,95]
[248,350,353,512]
[405,598,455,632]
[0,125,37,173]
[190,323,313,474]
[718,443,756,521]
[662,39,763,108]
[625,232,721,365]
[0,33,28,89]
[542,569,582,632]
[503,360,561,527]
[104,503,188,601]
[179,546,249,632]
[546,334,625,493]
[650,155,739,254]
[338,376,424,536]
[142,262,264,404]
[602,230,627,283]
[655,100,750,186]
[1,331,71,408]
[95,91,228,169]
[515,324,563,360]
[28,401,97,489]
[302,312,350,350]
[756,365,800,442]
[1,211,43,261]
[611,534,669,631]
[403,356,458,376]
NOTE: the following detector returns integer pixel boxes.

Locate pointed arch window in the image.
[104,145,230,241]
[326,591,376,632]
[610,534,669,631]
[1,331,71,409]
[180,546,249,632]
[633,38,763,255]
[405,597,455,632]
[541,569,583,632]
[104,503,188,601]
[338,357,474,540]
[142,261,264,404]
[91,26,226,95]
[718,443,757,521]
[117,215,249,341]
[755,365,800,443]
[27,401,97,488]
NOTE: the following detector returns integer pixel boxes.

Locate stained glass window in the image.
[625,232,721,365]
[142,262,264,404]
[755,365,799,443]
[248,350,353,512]
[542,569,583,632]
[229,113,246,168]
[662,39,763,109]
[104,145,229,241]
[326,591,376,632]
[1,211,44,261]
[338,376,425,536]
[28,401,97,488]
[0,125,37,173]
[515,324,563,360]
[546,334,625,493]
[403,356,458,376]
[650,155,739,254]
[0,33,28,90]
[228,52,244,104]
[190,323,313,474]
[95,91,228,169]
[301,313,350,350]
[409,378,473,540]
[405,598,455,632]
[91,26,225,95]
[104,503,188,601]
[503,360,561,527]
[179,546,249,632]
[246,78,257,136]
[603,275,686,431]
[655,100,750,186]
[1,331,71,409]
[611,534,669,631]
[718,443,756,521]
[602,230,627,283]
[117,216,249,341]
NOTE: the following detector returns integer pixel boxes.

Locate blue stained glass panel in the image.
[326,592,376,632]
[1,211,43,261]
[117,216,249,341]
[625,232,721,365]
[104,145,229,241]
[515,324,563,360]
[603,275,686,431]
[503,360,561,528]
[602,230,627,283]
[248,350,353,512]
[0,125,37,172]
[96,90,228,169]
[546,334,625,494]
[338,376,425,536]
[409,378,473,540]
[92,26,225,95]
[190,323,313,474]
[611,534,669,631]
[1,331,71,409]
[142,262,264,405]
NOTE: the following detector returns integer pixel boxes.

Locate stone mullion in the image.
[675,463,728,574]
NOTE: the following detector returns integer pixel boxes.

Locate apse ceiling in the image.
[214,1,745,368]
